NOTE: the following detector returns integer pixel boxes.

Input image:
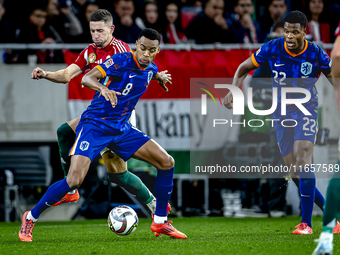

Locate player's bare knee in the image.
[66,175,83,189]
[158,154,174,170]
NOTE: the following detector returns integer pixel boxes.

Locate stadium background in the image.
[0,0,340,223]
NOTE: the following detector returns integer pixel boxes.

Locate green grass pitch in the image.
[1,216,339,255]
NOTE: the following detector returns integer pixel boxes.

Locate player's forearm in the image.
[232,64,250,87]
[81,74,106,93]
[44,70,70,83]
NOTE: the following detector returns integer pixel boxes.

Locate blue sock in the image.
[155,168,174,217]
[31,178,72,219]
[315,187,325,211]
[299,168,316,227]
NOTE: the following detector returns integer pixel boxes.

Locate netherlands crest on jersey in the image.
[301,62,313,76]
[147,71,153,84]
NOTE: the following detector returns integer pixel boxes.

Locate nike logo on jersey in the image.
[274,63,285,67]
[129,74,137,78]
[304,133,314,136]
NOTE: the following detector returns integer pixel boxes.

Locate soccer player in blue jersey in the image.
[18,28,187,241]
[224,10,337,235]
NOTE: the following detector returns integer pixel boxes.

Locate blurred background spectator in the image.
[259,0,287,35]
[113,0,141,43]
[226,0,266,43]
[45,0,83,43]
[0,0,18,63]
[185,0,232,44]
[305,0,329,43]
[136,2,162,35]
[72,1,99,43]
[16,1,64,63]
[161,1,187,44]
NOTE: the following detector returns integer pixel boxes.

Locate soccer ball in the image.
[107,205,139,236]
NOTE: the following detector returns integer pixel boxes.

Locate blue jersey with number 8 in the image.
[79,51,158,134]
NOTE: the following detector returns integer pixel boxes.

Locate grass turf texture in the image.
[1,216,339,255]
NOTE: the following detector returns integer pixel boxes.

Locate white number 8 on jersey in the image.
[122,83,133,96]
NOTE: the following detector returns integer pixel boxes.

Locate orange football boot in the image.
[332,221,340,234]
[151,220,187,239]
[53,189,79,206]
[292,223,313,235]
[18,211,36,242]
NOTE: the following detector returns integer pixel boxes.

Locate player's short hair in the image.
[90,9,113,25]
[138,28,161,44]
[283,10,307,28]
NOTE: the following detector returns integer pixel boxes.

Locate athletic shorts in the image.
[69,123,150,162]
[100,110,136,156]
[275,116,318,157]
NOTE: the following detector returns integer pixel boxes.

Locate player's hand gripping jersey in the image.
[251,37,331,119]
[79,51,158,134]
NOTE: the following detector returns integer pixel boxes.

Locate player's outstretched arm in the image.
[153,70,172,91]
[331,35,340,114]
[81,67,121,108]
[31,64,83,84]
[223,57,257,109]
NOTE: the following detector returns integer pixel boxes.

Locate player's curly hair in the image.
[138,28,161,43]
[283,11,307,28]
[90,9,113,26]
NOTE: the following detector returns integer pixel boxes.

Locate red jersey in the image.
[74,37,131,73]
[335,22,340,37]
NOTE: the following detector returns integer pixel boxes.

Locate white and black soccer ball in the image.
[107,205,139,236]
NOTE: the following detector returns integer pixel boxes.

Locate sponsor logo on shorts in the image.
[80,141,90,151]
[304,132,313,136]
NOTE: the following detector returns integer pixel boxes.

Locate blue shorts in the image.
[69,123,150,161]
[275,116,318,157]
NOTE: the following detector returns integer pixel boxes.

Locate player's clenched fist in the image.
[31,67,46,80]
[100,87,121,108]
[223,91,233,109]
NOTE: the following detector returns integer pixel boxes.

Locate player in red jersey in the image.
[29,9,171,215]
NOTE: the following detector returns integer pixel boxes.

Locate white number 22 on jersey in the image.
[272,70,286,85]
[303,117,317,133]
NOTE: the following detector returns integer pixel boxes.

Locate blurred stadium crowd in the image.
[1,0,340,63]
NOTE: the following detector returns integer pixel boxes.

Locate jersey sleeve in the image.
[73,47,88,72]
[318,47,332,75]
[251,41,271,67]
[151,62,158,77]
[96,53,128,78]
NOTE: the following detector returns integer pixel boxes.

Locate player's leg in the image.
[312,162,340,255]
[57,117,80,177]
[19,124,109,242]
[132,139,187,239]
[292,177,325,211]
[18,155,91,242]
[53,117,81,206]
[102,149,161,214]
[285,140,315,234]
